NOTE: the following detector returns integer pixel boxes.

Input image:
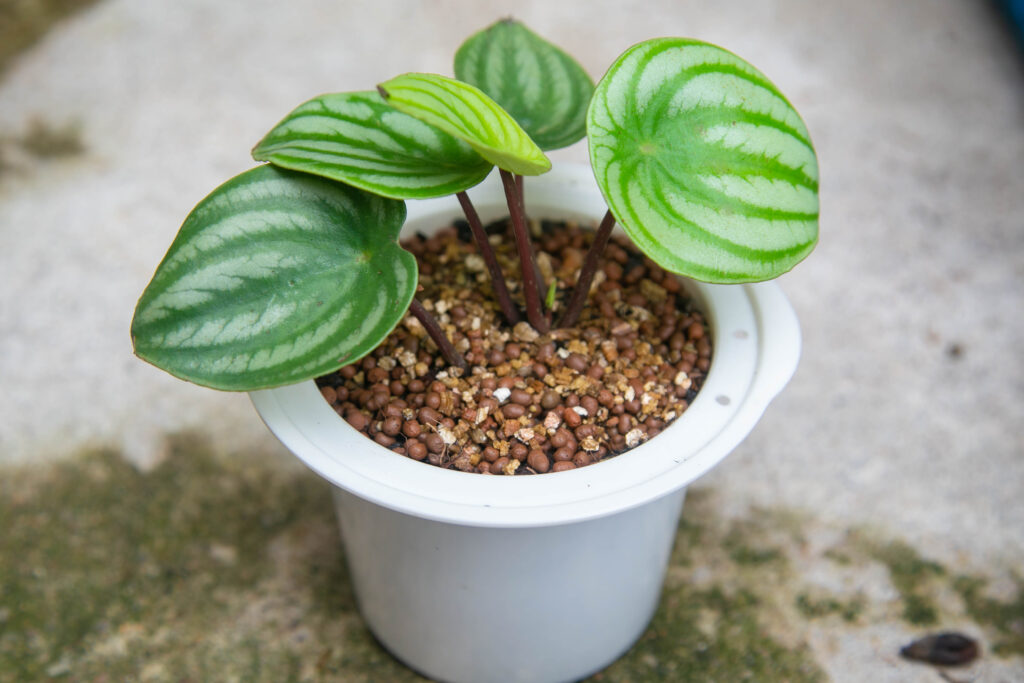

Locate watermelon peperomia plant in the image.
[131,19,818,391]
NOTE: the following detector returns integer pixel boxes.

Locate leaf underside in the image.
[378,72,551,176]
[588,38,820,283]
[131,165,415,391]
[252,90,492,199]
[454,18,594,151]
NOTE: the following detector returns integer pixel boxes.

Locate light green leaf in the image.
[378,72,551,176]
[131,165,414,391]
[252,91,492,199]
[588,38,819,283]
[454,19,594,151]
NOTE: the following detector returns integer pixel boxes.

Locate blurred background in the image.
[1,1,1021,681]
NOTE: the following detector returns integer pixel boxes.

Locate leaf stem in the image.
[557,209,616,329]
[409,298,468,371]
[500,169,548,333]
[456,191,519,325]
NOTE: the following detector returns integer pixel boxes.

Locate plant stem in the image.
[515,173,525,212]
[500,169,548,333]
[408,298,468,371]
[456,191,519,325]
[557,209,616,329]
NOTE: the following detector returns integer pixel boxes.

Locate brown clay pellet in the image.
[382,416,402,436]
[418,406,441,425]
[527,449,550,473]
[407,441,427,460]
[575,424,596,440]
[320,386,337,404]
[549,429,569,449]
[551,461,576,472]
[564,409,582,428]
[510,388,532,405]
[502,403,526,419]
[424,433,444,454]
[344,409,368,431]
[553,447,574,462]
[565,353,587,372]
[540,390,560,410]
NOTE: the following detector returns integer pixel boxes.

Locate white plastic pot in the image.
[250,164,801,683]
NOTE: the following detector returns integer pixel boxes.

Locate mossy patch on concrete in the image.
[0,0,103,76]
[953,575,1024,657]
[863,537,945,625]
[599,585,824,682]
[794,591,865,623]
[16,117,85,158]
[2,436,1021,681]
[0,437,828,682]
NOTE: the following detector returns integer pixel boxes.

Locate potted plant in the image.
[131,19,817,683]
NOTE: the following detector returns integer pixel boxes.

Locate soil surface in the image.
[317,218,711,475]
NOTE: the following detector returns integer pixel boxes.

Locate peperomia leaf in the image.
[454,19,594,151]
[131,165,415,391]
[252,90,492,199]
[588,38,819,283]
[377,72,551,176]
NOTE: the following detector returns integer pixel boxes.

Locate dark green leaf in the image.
[131,165,414,390]
[454,19,594,150]
[253,90,492,199]
[588,38,819,283]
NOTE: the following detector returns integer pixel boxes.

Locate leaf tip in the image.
[376,84,391,100]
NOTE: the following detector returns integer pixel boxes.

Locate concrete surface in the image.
[1,0,1021,681]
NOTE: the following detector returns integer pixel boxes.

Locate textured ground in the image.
[1,1,1022,681]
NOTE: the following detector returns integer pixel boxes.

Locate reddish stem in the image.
[408,298,468,371]
[557,209,616,329]
[456,191,519,325]
[500,169,548,333]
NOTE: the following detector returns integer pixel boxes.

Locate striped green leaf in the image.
[588,38,819,283]
[131,165,415,391]
[252,90,492,199]
[377,72,551,176]
[454,19,594,151]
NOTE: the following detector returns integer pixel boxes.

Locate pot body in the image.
[251,164,802,683]
[335,486,685,683]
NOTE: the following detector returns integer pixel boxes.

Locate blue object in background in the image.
[999,0,1024,46]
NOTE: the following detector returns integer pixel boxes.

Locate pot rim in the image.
[250,164,801,528]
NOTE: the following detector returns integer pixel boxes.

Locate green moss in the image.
[0,435,340,680]
[728,544,785,567]
[0,0,102,76]
[720,510,793,568]
[795,592,865,623]
[954,575,1024,657]
[600,586,824,682]
[17,117,85,158]
[860,537,944,625]
[0,452,828,682]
